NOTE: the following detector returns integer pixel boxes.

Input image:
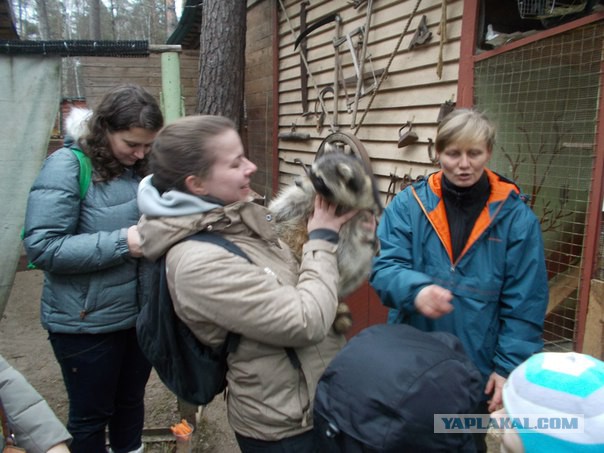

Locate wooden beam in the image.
[547,266,580,314]
[456,0,479,108]
[583,279,604,360]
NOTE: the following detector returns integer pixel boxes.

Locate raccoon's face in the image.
[308,153,382,213]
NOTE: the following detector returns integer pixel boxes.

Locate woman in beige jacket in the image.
[137,115,357,452]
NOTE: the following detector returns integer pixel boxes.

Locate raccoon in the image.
[268,152,383,334]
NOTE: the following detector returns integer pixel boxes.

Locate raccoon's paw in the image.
[332,302,353,335]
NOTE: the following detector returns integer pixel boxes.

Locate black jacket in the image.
[314,324,482,452]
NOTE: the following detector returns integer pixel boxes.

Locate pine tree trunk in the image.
[197,0,247,130]
[89,0,101,39]
[166,0,178,37]
[35,0,50,39]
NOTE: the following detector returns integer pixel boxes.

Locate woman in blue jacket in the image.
[370,109,548,452]
[23,84,163,453]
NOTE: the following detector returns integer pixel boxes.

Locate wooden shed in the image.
[4,0,601,355]
[244,0,604,353]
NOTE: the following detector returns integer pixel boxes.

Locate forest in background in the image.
[11,0,182,43]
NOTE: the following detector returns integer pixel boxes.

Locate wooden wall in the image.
[78,50,200,115]
[276,0,464,204]
[245,0,276,199]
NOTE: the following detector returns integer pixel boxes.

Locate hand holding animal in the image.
[268,152,382,334]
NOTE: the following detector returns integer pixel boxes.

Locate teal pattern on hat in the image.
[524,353,604,398]
[502,352,604,452]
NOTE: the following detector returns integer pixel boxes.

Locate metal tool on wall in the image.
[332,18,383,129]
[278,122,312,141]
[350,0,374,128]
[427,138,439,164]
[299,0,311,114]
[385,169,426,204]
[353,0,424,134]
[408,15,432,50]
[279,0,338,132]
[293,11,342,131]
[436,0,447,79]
[437,99,456,123]
[397,121,419,148]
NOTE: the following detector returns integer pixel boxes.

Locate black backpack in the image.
[136,232,248,406]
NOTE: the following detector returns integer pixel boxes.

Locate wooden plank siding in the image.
[276,0,464,204]
[245,0,277,199]
[78,50,200,116]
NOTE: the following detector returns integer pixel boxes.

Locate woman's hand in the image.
[414,284,454,319]
[127,225,143,258]
[485,372,506,412]
[307,196,358,233]
[47,443,70,453]
[360,210,377,234]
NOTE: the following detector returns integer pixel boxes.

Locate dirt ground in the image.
[0,269,239,453]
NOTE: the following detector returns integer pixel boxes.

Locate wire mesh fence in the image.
[474,21,604,351]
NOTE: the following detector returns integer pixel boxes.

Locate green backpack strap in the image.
[21,148,92,270]
[70,147,92,199]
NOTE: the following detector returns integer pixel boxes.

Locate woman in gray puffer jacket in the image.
[23,84,163,453]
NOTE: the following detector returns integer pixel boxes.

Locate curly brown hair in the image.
[79,84,163,181]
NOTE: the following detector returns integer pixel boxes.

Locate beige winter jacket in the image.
[138,200,345,440]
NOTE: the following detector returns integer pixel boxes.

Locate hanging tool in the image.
[437,99,455,123]
[350,0,374,129]
[427,138,439,164]
[278,0,338,132]
[332,15,342,129]
[408,15,432,50]
[436,0,447,79]
[386,171,403,205]
[347,0,367,8]
[278,123,311,141]
[353,0,423,135]
[315,86,337,133]
[294,13,339,50]
[332,25,381,115]
[397,121,419,148]
[299,1,310,114]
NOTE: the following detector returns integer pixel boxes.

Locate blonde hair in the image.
[435,109,496,153]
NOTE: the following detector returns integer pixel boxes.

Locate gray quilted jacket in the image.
[0,355,72,452]
[23,147,143,334]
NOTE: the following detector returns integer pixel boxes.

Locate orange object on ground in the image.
[171,419,193,438]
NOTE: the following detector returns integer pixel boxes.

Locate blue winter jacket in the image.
[370,169,548,387]
[23,147,142,334]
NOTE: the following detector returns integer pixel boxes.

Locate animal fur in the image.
[269,152,382,334]
[64,107,92,143]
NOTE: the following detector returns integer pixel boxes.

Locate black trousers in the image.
[236,430,317,453]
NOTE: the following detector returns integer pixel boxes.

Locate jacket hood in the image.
[314,324,482,451]
[138,195,278,262]
[64,107,92,144]
[138,174,222,217]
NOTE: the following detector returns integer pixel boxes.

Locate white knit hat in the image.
[503,352,604,452]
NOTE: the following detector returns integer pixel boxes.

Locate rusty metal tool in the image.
[299,1,310,114]
[408,15,432,50]
[294,13,339,50]
[278,0,337,132]
[350,0,374,129]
